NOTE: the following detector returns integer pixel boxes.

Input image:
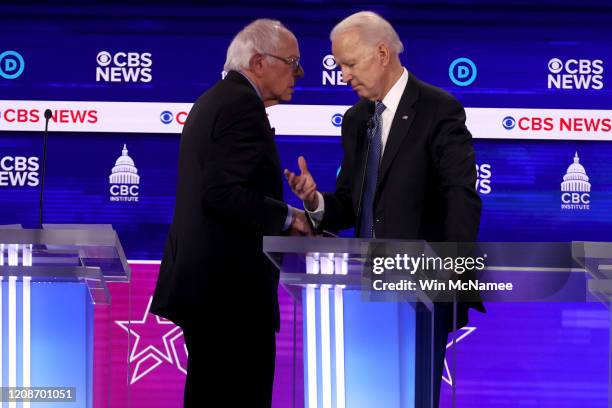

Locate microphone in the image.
[356,108,376,235]
[39,109,52,228]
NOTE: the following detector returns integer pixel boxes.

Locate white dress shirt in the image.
[307,68,410,225]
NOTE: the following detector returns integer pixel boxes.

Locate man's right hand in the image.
[288,209,313,236]
[284,156,319,211]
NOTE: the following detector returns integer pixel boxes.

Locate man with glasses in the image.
[264,53,301,70]
[151,19,307,407]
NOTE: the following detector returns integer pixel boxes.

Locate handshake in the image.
[285,156,319,237]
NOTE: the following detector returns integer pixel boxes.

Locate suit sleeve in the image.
[429,96,482,242]
[200,96,287,235]
[319,109,358,232]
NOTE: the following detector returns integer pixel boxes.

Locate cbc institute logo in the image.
[561,152,591,210]
[109,145,140,202]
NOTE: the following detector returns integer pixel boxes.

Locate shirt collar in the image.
[236,70,263,100]
[381,68,409,116]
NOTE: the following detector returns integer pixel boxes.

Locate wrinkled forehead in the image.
[332,30,372,60]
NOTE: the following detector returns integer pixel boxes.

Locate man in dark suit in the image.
[285,11,484,407]
[151,19,309,407]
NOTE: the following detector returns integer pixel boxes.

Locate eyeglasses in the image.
[263,53,301,71]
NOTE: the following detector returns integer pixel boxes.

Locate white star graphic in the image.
[442,326,477,387]
[115,296,186,384]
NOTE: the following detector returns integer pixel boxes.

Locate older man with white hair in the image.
[285,11,484,407]
[152,19,307,407]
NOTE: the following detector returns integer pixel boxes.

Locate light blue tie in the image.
[359,101,386,238]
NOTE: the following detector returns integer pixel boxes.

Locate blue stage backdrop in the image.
[0,2,610,407]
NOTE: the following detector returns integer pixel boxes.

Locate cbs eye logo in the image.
[331,113,343,127]
[160,111,173,124]
[547,58,563,74]
[502,116,516,130]
[322,55,337,70]
[322,54,346,86]
[96,51,112,66]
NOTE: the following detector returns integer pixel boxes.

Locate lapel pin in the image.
[402,115,409,120]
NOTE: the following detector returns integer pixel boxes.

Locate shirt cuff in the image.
[305,192,325,227]
[283,205,294,231]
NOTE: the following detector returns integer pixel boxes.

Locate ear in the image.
[249,53,265,76]
[377,42,390,67]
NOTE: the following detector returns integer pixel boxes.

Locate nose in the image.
[341,66,352,84]
[294,64,304,78]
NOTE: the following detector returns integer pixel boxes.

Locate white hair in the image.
[223,19,289,72]
[330,11,404,55]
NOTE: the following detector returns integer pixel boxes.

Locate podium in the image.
[0,225,129,408]
[264,237,446,408]
[265,238,612,408]
[572,242,612,407]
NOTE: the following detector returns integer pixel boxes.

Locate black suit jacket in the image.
[320,72,485,323]
[151,71,287,331]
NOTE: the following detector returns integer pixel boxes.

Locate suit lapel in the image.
[377,74,420,188]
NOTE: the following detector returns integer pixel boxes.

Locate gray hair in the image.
[330,11,404,55]
[223,19,289,72]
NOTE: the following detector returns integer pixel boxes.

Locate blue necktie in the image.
[359,101,386,238]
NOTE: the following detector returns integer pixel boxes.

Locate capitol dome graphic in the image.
[109,144,140,184]
[561,152,590,192]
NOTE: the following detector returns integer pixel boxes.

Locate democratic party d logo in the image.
[449,57,477,86]
[0,51,25,79]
